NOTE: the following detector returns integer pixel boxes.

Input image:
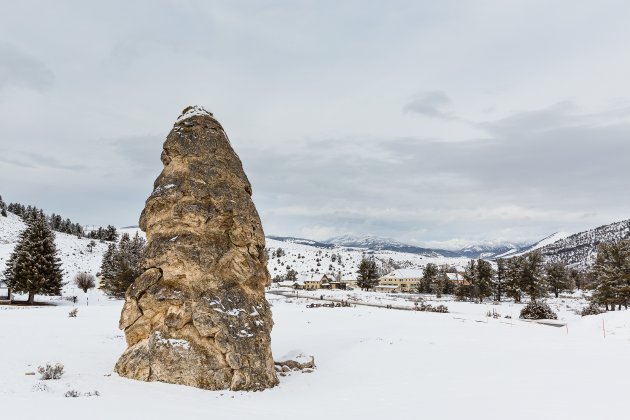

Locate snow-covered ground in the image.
[0,213,109,296]
[2,214,630,419]
[1,290,629,419]
[266,238,471,279]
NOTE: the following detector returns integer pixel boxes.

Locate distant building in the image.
[0,280,10,302]
[343,278,358,289]
[276,280,301,289]
[296,273,334,290]
[377,268,424,293]
[374,284,401,293]
[446,272,469,285]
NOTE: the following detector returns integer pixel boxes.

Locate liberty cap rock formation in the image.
[115,106,278,391]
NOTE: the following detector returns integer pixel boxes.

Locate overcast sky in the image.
[1,1,630,249]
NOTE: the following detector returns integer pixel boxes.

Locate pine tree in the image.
[520,251,547,301]
[545,262,574,298]
[591,240,630,311]
[504,257,523,302]
[494,258,507,301]
[569,268,581,290]
[432,267,448,298]
[99,233,146,297]
[104,225,119,242]
[0,195,7,217]
[419,263,438,294]
[460,259,494,302]
[357,257,379,290]
[475,259,495,302]
[2,215,64,304]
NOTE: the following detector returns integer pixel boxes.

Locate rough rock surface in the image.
[115,106,278,391]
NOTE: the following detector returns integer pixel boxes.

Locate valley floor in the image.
[0,290,628,420]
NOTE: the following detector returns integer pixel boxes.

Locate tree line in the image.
[1,210,145,303]
[5,201,118,241]
[355,251,579,303]
[98,232,146,297]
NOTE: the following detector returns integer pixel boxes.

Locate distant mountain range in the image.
[134,216,630,267]
[269,218,630,265]
[533,219,630,268]
[269,233,533,259]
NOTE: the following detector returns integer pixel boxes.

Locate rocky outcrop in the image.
[115,106,278,391]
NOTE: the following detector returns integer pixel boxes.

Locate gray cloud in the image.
[1,1,630,246]
[24,153,87,171]
[241,102,630,243]
[107,135,164,177]
[0,45,54,90]
[403,91,454,119]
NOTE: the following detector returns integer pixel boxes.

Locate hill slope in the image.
[0,213,110,295]
[535,219,630,268]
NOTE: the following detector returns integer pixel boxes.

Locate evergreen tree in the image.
[504,257,523,302]
[460,259,494,302]
[104,225,119,242]
[545,262,574,298]
[591,240,630,311]
[569,268,583,290]
[286,269,298,281]
[494,258,507,301]
[356,257,379,290]
[520,251,547,301]
[2,215,64,304]
[0,195,7,217]
[475,259,495,302]
[419,263,438,294]
[99,233,146,297]
[432,267,448,298]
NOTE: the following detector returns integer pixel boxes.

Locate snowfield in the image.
[0,213,109,287]
[1,291,629,420]
[1,215,630,419]
[265,237,472,279]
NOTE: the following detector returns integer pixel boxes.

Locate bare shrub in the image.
[65,390,80,398]
[74,272,96,293]
[68,308,78,318]
[32,382,50,392]
[37,363,64,380]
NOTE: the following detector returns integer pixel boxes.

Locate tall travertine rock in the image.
[115,106,278,391]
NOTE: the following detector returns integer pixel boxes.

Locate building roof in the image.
[380,268,424,279]
[296,273,329,283]
[277,280,298,287]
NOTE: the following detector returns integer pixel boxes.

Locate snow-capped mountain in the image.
[266,236,334,249]
[495,232,570,259]
[458,242,530,259]
[268,233,536,259]
[534,219,630,268]
[324,234,449,257]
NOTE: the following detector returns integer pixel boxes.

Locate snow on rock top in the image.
[175,105,213,123]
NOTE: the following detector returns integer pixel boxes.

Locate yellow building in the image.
[297,273,333,290]
[377,269,424,293]
[446,272,469,285]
